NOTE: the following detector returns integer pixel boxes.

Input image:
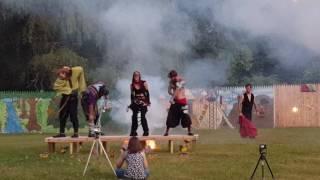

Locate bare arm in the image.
[168,84,174,96]
[88,104,96,122]
[238,95,244,116]
[142,152,149,169]
[253,97,258,113]
[116,151,127,169]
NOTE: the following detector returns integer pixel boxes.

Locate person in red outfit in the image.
[238,83,258,138]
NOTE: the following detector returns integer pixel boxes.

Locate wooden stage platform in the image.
[45,135,199,154]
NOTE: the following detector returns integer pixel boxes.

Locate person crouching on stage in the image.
[81,81,109,137]
[53,66,86,138]
[164,70,193,136]
[129,71,150,136]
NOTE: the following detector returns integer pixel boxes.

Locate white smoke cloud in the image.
[184,60,228,88]
[213,0,320,59]
[111,75,168,134]
[4,0,319,131]
[100,0,194,75]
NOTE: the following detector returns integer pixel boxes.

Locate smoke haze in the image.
[2,0,319,132]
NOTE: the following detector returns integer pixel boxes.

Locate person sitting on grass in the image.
[116,137,149,180]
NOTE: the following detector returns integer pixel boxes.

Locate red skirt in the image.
[239,116,257,138]
[174,98,187,106]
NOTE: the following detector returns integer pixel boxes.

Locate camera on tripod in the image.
[259,144,267,155]
[93,127,101,136]
[250,144,274,180]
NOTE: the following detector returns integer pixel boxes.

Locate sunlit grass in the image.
[1,128,320,179]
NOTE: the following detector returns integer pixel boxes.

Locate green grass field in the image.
[1,128,320,180]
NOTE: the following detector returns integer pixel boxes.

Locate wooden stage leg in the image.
[73,142,79,153]
[168,140,174,154]
[48,143,55,153]
[99,142,108,155]
[69,143,73,154]
[191,140,197,152]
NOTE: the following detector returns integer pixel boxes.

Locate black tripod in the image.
[83,110,116,177]
[250,152,275,180]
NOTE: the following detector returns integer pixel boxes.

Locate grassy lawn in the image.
[1,128,320,180]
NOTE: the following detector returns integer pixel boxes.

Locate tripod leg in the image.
[250,155,262,180]
[262,161,264,180]
[83,140,96,176]
[98,139,117,176]
[264,158,275,179]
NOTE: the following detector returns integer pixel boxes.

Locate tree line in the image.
[0,0,319,91]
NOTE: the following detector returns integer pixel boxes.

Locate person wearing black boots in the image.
[128,71,150,136]
[164,70,193,136]
[53,66,86,138]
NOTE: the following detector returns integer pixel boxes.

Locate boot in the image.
[53,133,66,138]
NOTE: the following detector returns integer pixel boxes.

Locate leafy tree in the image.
[27,48,88,90]
[303,60,320,83]
[228,47,254,85]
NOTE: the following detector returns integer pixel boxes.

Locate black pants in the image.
[130,103,149,134]
[59,94,79,134]
[166,103,192,128]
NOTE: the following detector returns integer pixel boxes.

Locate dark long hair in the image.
[132,71,141,84]
[127,137,143,154]
[168,70,177,78]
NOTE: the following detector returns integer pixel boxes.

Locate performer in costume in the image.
[238,83,258,138]
[164,70,193,136]
[239,83,258,121]
[81,81,109,137]
[129,71,150,136]
[53,66,86,138]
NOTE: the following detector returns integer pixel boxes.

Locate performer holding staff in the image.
[53,66,86,138]
[128,71,150,136]
[164,70,193,136]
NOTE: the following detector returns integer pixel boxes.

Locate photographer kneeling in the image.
[116,137,149,180]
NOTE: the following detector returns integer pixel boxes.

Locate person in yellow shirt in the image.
[53,66,86,138]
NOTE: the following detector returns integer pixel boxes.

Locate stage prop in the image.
[45,134,199,154]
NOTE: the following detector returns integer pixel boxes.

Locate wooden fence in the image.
[191,99,234,129]
[190,84,320,129]
[274,84,320,127]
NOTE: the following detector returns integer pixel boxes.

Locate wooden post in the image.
[103,142,108,152]
[69,143,73,154]
[99,141,108,155]
[168,140,174,154]
[73,142,79,153]
[48,143,55,153]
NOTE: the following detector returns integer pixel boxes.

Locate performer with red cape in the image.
[238,83,258,138]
